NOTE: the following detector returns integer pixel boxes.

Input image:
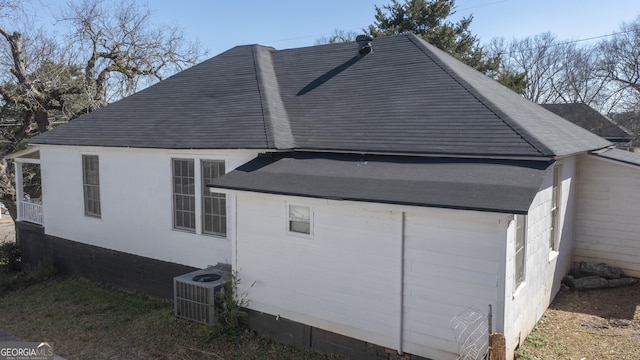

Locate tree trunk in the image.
[0,159,16,221]
[34,110,49,134]
[1,196,17,221]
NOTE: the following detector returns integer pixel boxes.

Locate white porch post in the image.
[14,160,24,221]
[6,146,42,225]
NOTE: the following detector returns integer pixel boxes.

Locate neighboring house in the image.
[8,33,640,360]
[541,103,635,147]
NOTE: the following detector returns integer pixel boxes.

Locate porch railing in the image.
[19,199,43,225]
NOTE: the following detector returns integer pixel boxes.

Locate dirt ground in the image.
[518,281,640,359]
[0,220,15,243]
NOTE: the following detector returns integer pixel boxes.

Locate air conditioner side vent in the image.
[173,267,229,325]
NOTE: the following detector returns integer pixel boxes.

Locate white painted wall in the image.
[38,144,260,268]
[234,194,404,350]
[402,208,507,360]
[575,154,640,277]
[231,191,508,359]
[502,156,576,359]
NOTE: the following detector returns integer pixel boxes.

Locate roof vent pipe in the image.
[356,34,374,56]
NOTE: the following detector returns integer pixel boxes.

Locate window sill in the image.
[203,233,229,240]
[549,250,559,263]
[512,282,526,299]
[286,231,313,240]
[172,228,196,234]
[173,228,229,239]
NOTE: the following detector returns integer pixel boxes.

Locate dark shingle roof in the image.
[592,148,640,167]
[541,103,633,143]
[32,46,274,149]
[209,152,552,214]
[31,33,611,157]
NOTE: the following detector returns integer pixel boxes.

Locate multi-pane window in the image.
[82,155,101,217]
[288,204,311,235]
[550,163,562,251]
[172,158,227,237]
[172,159,196,231]
[202,160,226,236]
[514,215,527,289]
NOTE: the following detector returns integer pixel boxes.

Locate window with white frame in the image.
[288,204,312,236]
[514,214,527,289]
[549,163,562,251]
[82,155,101,218]
[172,158,227,236]
[172,159,196,231]
[201,160,226,236]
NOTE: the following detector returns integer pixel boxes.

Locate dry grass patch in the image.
[517,283,640,360]
[0,277,337,359]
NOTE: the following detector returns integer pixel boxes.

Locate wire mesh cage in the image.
[450,306,489,360]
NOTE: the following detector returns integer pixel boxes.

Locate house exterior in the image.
[10,33,637,359]
[541,103,635,147]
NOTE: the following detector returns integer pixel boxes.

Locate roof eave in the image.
[208,185,530,215]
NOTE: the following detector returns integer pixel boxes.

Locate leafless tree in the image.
[491,33,567,104]
[315,29,360,45]
[0,0,205,219]
[597,16,640,112]
[550,44,620,112]
[489,32,624,113]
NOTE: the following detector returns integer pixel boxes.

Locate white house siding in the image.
[232,192,507,359]
[38,145,260,268]
[575,154,640,277]
[402,208,507,360]
[503,156,577,359]
[234,194,404,350]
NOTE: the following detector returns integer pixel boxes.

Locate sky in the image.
[19,0,640,58]
[145,0,640,57]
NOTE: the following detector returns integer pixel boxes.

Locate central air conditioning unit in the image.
[173,267,229,324]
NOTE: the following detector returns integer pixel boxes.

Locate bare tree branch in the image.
[0,0,206,218]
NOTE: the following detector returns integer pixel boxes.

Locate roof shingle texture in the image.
[541,103,633,142]
[31,33,611,158]
[32,46,272,149]
[210,152,552,214]
[593,148,640,167]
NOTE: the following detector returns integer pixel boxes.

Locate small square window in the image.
[288,204,311,235]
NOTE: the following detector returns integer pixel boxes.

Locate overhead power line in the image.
[555,30,631,45]
[500,29,635,57]
[457,0,513,11]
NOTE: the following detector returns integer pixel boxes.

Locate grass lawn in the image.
[516,283,640,359]
[0,274,337,359]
